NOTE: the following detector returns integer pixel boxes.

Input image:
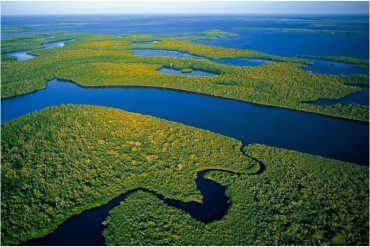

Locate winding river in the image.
[24,169,231,245]
[2,79,368,165]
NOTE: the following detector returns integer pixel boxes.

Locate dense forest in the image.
[2,105,368,245]
[1,104,259,245]
[103,144,369,246]
[1,30,369,121]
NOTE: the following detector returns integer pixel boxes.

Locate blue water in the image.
[132,40,159,45]
[133,49,272,67]
[213,58,272,66]
[6,50,34,60]
[133,49,369,74]
[305,59,369,75]
[2,79,368,165]
[159,67,217,76]
[6,40,69,60]
[43,41,65,48]
[24,170,227,245]
[309,87,369,106]
[133,49,205,59]
[195,30,369,59]
[3,15,367,59]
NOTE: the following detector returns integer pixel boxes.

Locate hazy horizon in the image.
[2,1,369,16]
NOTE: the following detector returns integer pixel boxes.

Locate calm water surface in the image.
[24,170,228,245]
[7,50,34,60]
[2,79,368,165]
[305,59,369,75]
[132,40,159,45]
[159,67,217,76]
[43,40,65,48]
[133,49,205,59]
[133,49,273,66]
[310,87,369,106]
[213,58,271,66]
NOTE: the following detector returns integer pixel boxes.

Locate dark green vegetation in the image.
[104,144,369,246]
[1,105,260,245]
[1,31,369,121]
[233,26,369,35]
[298,55,369,69]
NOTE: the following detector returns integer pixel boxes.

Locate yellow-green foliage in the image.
[1,31,369,121]
[1,104,258,245]
[298,55,369,69]
[132,38,307,63]
[103,144,369,246]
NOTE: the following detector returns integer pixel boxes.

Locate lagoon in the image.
[133,49,273,66]
[133,49,205,59]
[305,59,369,75]
[309,86,369,106]
[43,40,65,48]
[159,67,217,76]
[6,50,34,60]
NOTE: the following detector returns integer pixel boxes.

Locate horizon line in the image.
[3,12,369,16]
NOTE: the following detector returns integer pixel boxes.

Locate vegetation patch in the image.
[131,38,307,63]
[298,55,369,70]
[1,104,258,245]
[1,31,369,121]
[180,68,193,73]
[103,144,369,246]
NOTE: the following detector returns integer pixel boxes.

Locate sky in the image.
[1,1,369,15]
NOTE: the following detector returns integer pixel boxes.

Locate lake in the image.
[43,40,65,48]
[133,49,275,67]
[6,50,34,60]
[7,40,68,61]
[159,67,217,76]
